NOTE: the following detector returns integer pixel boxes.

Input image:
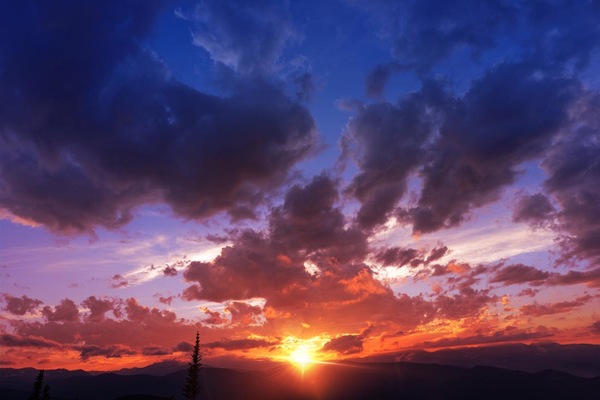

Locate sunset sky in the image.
[1,0,600,371]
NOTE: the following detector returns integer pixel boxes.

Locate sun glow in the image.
[280,335,329,374]
[289,345,314,371]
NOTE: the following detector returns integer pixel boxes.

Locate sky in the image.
[1,0,600,371]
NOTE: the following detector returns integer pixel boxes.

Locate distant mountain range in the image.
[355,342,600,378]
[2,343,600,400]
[2,361,599,400]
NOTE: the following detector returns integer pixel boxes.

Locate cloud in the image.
[110,274,129,289]
[321,324,374,355]
[541,93,600,265]
[202,308,228,326]
[518,288,540,298]
[269,174,368,262]
[590,321,600,335]
[321,334,364,355]
[374,246,424,268]
[426,245,449,264]
[204,338,280,351]
[42,299,80,323]
[163,266,178,277]
[434,287,495,319]
[77,344,136,360]
[1,294,43,315]
[11,297,202,360]
[182,188,437,332]
[1,334,61,349]
[388,0,518,73]
[402,63,575,235]
[491,264,551,286]
[186,0,299,74]
[226,301,263,326]
[357,1,600,74]
[512,193,556,228]
[0,0,317,235]
[365,62,408,98]
[520,295,592,317]
[81,296,115,323]
[545,268,600,288]
[142,346,173,356]
[182,230,311,303]
[157,296,176,306]
[341,80,448,229]
[174,341,194,353]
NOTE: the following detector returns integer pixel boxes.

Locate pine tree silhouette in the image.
[182,331,203,400]
[28,370,44,400]
[42,383,50,400]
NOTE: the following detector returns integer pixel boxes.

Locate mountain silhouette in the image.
[2,361,599,400]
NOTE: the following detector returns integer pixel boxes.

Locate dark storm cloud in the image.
[525,0,600,70]
[341,81,449,229]
[293,72,317,103]
[357,0,600,74]
[1,294,43,315]
[541,93,600,265]
[342,0,600,253]
[163,266,178,277]
[491,264,551,286]
[0,0,317,234]
[402,63,576,234]
[187,0,298,74]
[365,62,409,98]
[512,193,556,228]
[269,174,368,262]
[354,0,518,74]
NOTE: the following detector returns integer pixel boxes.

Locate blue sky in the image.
[1,0,599,370]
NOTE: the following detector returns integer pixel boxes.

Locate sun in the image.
[289,345,315,373]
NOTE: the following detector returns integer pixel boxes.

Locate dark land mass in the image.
[358,342,600,377]
[2,361,600,400]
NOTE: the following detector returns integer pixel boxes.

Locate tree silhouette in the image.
[28,370,45,400]
[42,384,50,400]
[182,331,203,400]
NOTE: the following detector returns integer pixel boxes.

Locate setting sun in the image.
[289,345,314,371]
